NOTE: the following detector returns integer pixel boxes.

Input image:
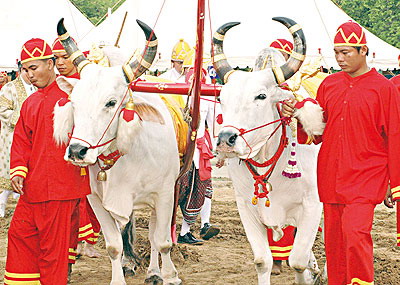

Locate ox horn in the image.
[272,17,306,84]
[211,22,240,84]
[57,18,91,73]
[122,19,158,83]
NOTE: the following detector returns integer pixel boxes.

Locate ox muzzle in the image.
[216,129,239,154]
[67,143,89,161]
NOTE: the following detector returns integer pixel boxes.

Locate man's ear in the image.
[361,45,369,56]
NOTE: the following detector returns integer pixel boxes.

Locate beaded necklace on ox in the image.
[232,103,290,207]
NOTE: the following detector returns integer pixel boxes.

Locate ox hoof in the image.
[123,266,136,277]
[144,275,163,284]
[271,260,282,275]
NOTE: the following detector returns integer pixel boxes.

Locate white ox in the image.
[53,19,181,285]
[212,17,324,284]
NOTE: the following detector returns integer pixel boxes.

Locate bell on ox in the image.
[97,170,107,181]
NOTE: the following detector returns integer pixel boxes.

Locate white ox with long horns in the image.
[53,19,181,285]
[212,17,324,284]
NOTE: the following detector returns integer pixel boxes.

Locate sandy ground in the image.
[0,166,399,285]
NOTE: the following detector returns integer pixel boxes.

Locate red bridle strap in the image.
[67,133,116,150]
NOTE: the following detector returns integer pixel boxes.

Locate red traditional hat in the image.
[334,21,366,47]
[52,37,77,53]
[21,38,53,64]
[269,39,293,55]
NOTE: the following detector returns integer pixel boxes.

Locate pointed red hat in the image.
[21,38,53,64]
[334,21,366,47]
[269,39,293,55]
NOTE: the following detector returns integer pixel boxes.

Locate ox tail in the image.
[122,215,141,266]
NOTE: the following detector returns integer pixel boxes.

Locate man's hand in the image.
[384,186,394,208]
[11,176,24,195]
[282,99,297,118]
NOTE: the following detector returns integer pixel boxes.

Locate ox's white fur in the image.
[216,48,322,284]
[54,62,181,285]
[294,102,325,136]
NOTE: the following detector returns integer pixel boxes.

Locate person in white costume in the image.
[159,39,191,82]
[0,63,36,217]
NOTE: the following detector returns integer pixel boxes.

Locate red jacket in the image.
[300,69,400,204]
[10,80,90,203]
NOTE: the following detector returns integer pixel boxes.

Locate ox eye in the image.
[105,100,117,108]
[255,94,267,100]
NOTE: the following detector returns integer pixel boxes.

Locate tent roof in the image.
[0,0,94,70]
[80,0,399,71]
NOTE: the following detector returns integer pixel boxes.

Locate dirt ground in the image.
[0,167,399,285]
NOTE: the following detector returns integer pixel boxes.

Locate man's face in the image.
[0,75,6,85]
[334,46,366,75]
[172,60,183,74]
[22,59,55,88]
[54,51,76,76]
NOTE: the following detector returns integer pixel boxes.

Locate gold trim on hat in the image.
[334,28,365,46]
[288,24,302,34]
[21,54,54,64]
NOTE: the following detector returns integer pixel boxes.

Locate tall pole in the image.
[171,0,205,243]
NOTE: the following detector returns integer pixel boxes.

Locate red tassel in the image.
[216,114,223,124]
[122,108,136,122]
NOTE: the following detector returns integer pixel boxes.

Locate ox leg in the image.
[145,209,162,284]
[88,194,126,285]
[152,193,181,285]
[290,203,322,284]
[236,197,272,285]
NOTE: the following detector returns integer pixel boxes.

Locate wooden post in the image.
[114,11,128,47]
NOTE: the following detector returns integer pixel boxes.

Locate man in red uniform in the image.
[282,21,400,284]
[52,38,102,262]
[389,64,400,247]
[4,38,90,285]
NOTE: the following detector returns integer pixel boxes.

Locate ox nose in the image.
[217,131,238,147]
[68,143,89,160]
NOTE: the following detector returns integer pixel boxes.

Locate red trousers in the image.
[267,226,295,261]
[397,203,400,247]
[78,197,100,245]
[324,203,375,285]
[5,198,79,285]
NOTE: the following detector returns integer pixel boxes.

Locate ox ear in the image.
[132,102,165,125]
[53,99,74,145]
[56,76,79,95]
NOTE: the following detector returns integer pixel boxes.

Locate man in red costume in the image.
[4,38,90,285]
[52,38,102,263]
[282,21,400,284]
[389,58,400,247]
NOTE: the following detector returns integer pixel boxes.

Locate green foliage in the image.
[332,0,400,48]
[70,0,125,26]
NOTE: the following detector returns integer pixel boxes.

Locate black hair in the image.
[355,46,369,56]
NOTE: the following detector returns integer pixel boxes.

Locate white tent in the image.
[79,0,399,71]
[0,0,94,71]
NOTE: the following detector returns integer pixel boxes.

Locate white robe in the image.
[0,76,35,190]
